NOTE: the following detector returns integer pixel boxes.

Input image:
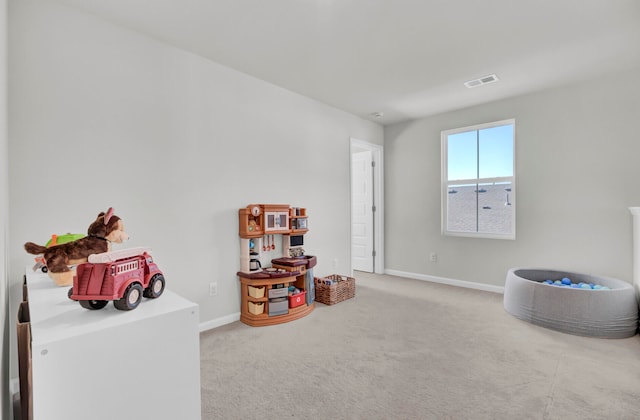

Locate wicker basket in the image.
[314,274,355,305]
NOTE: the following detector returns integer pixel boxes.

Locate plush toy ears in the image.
[104,207,114,225]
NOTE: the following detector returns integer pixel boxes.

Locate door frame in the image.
[350,138,384,275]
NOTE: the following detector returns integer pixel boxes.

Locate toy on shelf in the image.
[68,247,165,311]
[31,233,86,273]
[24,207,129,287]
[45,233,86,247]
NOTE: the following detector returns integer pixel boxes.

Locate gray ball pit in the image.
[504,268,638,338]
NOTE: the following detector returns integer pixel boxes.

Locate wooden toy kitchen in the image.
[237,204,316,326]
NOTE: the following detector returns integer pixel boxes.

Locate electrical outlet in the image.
[430,252,438,262]
[209,282,217,296]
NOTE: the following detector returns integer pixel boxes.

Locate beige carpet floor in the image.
[199,271,640,419]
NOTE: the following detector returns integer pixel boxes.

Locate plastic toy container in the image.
[248,301,264,315]
[288,291,307,308]
[248,285,265,298]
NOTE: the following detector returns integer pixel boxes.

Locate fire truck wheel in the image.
[114,283,143,311]
[67,288,75,300]
[41,266,48,273]
[79,300,108,310]
[144,274,165,299]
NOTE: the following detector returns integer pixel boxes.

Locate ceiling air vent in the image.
[464,74,499,89]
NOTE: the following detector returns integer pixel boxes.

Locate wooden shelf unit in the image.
[238,204,309,239]
[238,204,314,327]
[289,207,309,234]
[238,272,314,327]
[238,205,264,238]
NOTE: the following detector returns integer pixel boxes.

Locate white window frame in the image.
[441,119,516,240]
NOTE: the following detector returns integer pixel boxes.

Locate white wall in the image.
[385,68,640,288]
[8,0,381,340]
[1,0,9,416]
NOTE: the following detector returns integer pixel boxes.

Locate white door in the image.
[351,150,374,272]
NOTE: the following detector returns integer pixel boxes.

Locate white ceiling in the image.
[56,0,640,125]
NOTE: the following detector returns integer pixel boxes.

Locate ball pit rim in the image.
[504,268,639,338]
[509,268,633,291]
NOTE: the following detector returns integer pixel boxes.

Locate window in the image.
[442,119,515,239]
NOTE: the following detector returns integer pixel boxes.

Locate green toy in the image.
[45,233,85,247]
[33,233,86,272]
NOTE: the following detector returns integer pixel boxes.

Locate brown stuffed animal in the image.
[24,208,129,286]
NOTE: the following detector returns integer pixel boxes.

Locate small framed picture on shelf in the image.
[297,217,307,229]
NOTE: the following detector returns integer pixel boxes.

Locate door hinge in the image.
[371,161,376,167]
[372,250,376,257]
[372,205,376,213]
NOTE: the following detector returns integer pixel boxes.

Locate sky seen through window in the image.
[447,124,514,182]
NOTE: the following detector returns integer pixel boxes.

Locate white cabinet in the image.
[25,268,201,420]
[263,205,289,233]
[264,211,289,232]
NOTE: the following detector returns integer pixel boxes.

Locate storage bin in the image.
[288,291,307,308]
[248,301,265,315]
[248,285,265,298]
[315,274,355,305]
[268,287,288,299]
[269,297,289,316]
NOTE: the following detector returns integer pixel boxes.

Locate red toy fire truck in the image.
[68,247,165,311]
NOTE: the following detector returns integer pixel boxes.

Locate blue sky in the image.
[447,123,514,181]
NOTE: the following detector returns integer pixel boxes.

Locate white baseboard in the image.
[199,312,240,332]
[384,269,504,294]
